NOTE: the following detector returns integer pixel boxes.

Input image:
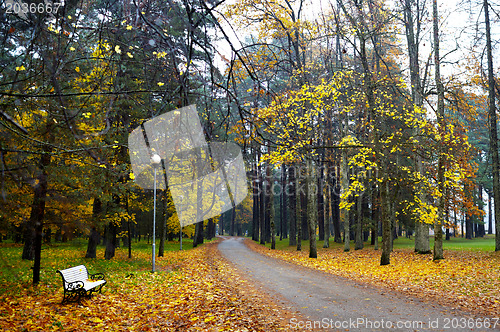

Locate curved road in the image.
[218,237,494,332]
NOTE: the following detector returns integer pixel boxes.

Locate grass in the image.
[1,234,495,299]
[0,237,293,331]
[258,234,497,252]
[0,238,198,297]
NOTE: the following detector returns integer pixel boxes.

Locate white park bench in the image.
[57,265,106,303]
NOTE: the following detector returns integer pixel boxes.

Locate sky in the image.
[214,0,499,76]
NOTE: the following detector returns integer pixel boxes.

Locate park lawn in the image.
[389,235,496,251]
[249,236,500,318]
[263,234,497,252]
[0,239,294,331]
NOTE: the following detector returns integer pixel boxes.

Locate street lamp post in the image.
[151,154,161,272]
[179,195,183,250]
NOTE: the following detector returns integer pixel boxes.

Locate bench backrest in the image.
[58,265,89,285]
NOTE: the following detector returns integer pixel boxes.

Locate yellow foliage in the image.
[104,211,135,227]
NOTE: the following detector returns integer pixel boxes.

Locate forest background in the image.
[0,0,500,285]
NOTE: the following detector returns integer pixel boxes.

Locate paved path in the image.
[218,237,495,331]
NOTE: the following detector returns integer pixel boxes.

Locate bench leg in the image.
[89,282,106,297]
[61,284,106,304]
[62,289,86,304]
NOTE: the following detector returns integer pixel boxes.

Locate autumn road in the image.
[218,237,493,332]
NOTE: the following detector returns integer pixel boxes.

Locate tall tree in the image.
[401,0,432,254]
[483,0,500,250]
[433,0,445,260]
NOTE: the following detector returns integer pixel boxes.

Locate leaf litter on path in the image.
[246,239,500,319]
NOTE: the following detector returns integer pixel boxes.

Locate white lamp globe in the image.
[151,154,161,165]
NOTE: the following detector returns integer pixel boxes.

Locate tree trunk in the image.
[260,165,266,245]
[355,192,364,250]
[22,152,51,284]
[32,172,48,284]
[338,64,350,252]
[332,168,342,243]
[380,182,391,265]
[265,164,272,243]
[127,218,132,258]
[318,167,325,242]
[415,219,431,253]
[124,192,132,259]
[265,161,275,248]
[159,191,167,257]
[104,222,117,260]
[252,161,260,241]
[198,220,205,245]
[230,205,236,236]
[307,158,317,258]
[483,0,500,251]
[301,191,308,241]
[193,221,204,247]
[390,201,396,252]
[445,205,451,240]
[478,185,485,237]
[323,166,331,248]
[85,227,100,259]
[341,135,350,252]
[370,171,379,249]
[219,210,224,236]
[281,164,287,240]
[288,165,297,246]
[279,176,282,241]
[296,165,302,251]
[283,167,288,239]
[206,218,215,240]
[433,0,444,260]
[270,172,276,250]
[461,213,465,238]
[22,225,35,261]
[402,0,431,254]
[465,213,473,239]
[488,192,493,234]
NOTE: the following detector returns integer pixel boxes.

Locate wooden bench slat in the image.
[83,280,106,291]
[59,265,88,281]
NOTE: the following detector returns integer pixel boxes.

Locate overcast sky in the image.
[214,0,499,77]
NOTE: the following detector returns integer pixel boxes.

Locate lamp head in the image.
[151,154,161,166]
